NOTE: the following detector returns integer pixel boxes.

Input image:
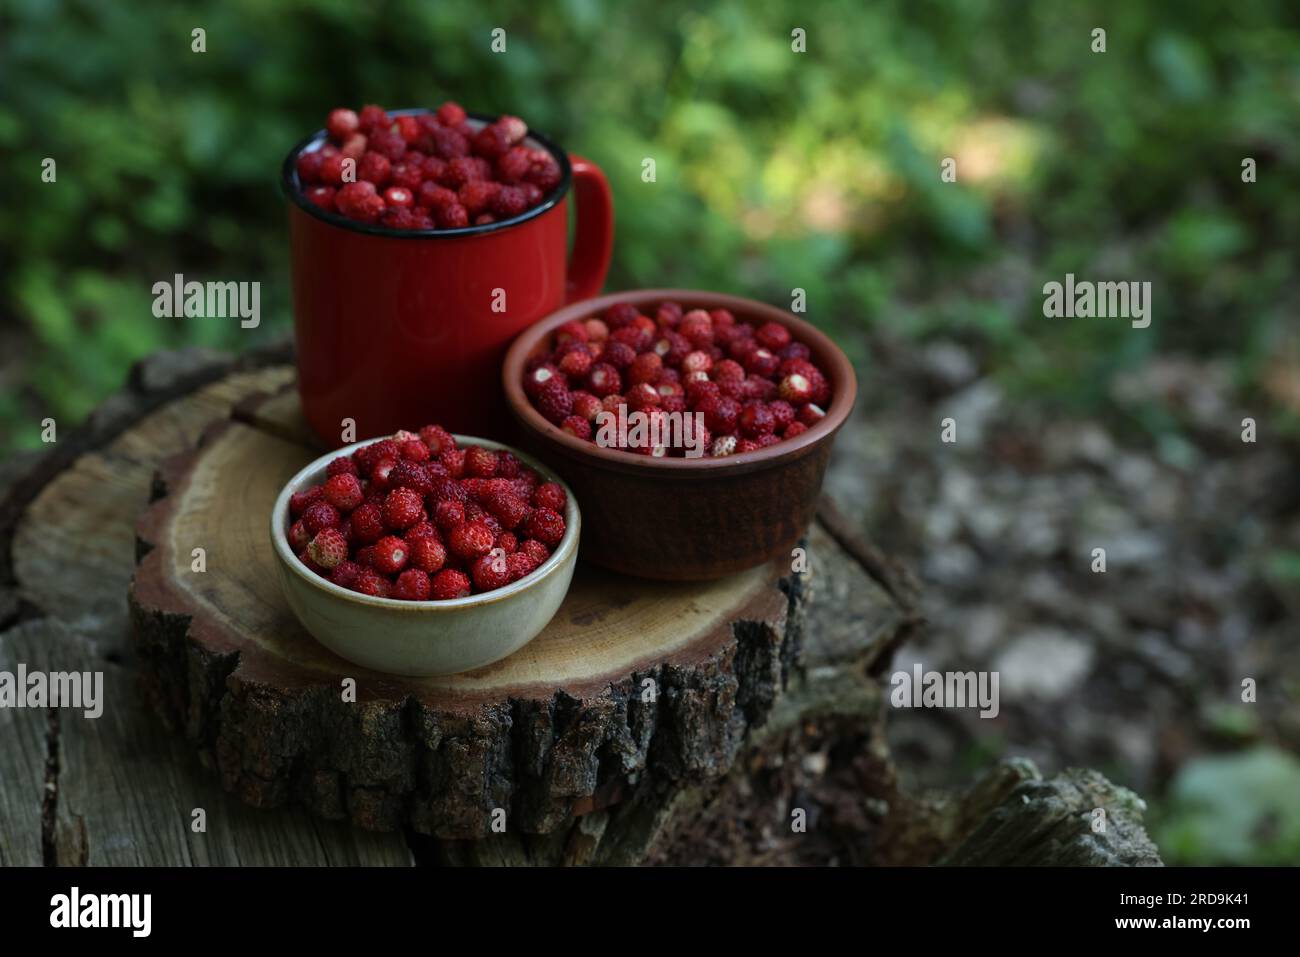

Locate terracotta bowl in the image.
[270,435,580,676]
[503,289,856,580]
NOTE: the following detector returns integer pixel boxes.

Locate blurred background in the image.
[2,0,1298,863]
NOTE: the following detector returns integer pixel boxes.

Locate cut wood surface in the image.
[0,348,1161,865]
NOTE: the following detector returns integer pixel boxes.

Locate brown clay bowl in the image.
[502,289,857,581]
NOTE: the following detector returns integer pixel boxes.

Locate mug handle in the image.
[565,154,614,303]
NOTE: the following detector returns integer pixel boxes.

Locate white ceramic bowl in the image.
[270,435,580,676]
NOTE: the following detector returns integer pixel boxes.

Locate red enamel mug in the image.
[281,110,613,446]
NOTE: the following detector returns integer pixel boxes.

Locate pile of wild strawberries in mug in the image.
[288,426,568,600]
[522,301,832,456]
[293,102,561,230]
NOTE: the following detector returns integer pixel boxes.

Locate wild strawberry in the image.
[781,341,812,362]
[356,104,390,133]
[680,311,714,349]
[323,473,363,511]
[532,482,567,513]
[507,552,538,581]
[296,149,325,183]
[778,373,814,404]
[290,485,323,516]
[319,153,348,186]
[350,502,384,544]
[326,455,358,478]
[681,350,713,375]
[434,499,466,532]
[407,536,447,575]
[558,348,593,379]
[496,451,521,479]
[354,568,390,598]
[710,308,735,327]
[653,332,691,368]
[496,146,532,183]
[382,487,424,530]
[523,507,565,547]
[519,539,549,566]
[288,519,310,552]
[523,364,566,398]
[536,382,574,424]
[553,320,588,346]
[743,347,780,378]
[628,352,662,385]
[304,185,336,211]
[657,301,684,328]
[440,448,466,478]
[756,321,791,351]
[420,424,455,455]
[584,318,610,342]
[471,549,512,591]
[384,186,414,209]
[492,184,528,218]
[561,416,592,440]
[431,568,472,600]
[329,560,363,590]
[784,421,810,439]
[405,520,438,542]
[464,445,498,478]
[686,378,721,406]
[743,375,777,402]
[357,151,391,186]
[738,403,776,438]
[392,569,432,601]
[436,202,469,228]
[697,395,741,434]
[356,438,398,474]
[586,363,622,398]
[371,535,410,575]
[525,152,562,193]
[626,382,660,412]
[307,528,348,570]
[571,391,602,421]
[448,521,495,560]
[768,400,795,432]
[483,489,530,528]
[302,502,340,534]
[435,101,466,126]
[737,438,761,453]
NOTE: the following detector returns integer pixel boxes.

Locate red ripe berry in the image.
[483,490,530,529]
[571,391,602,421]
[304,185,336,211]
[781,341,812,362]
[440,448,466,478]
[357,104,391,133]
[459,179,500,216]
[290,485,323,516]
[784,421,810,440]
[604,302,641,329]
[382,487,424,530]
[756,322,791,351]
[463,445,498,478]
[296,149,325,184]
[350,502,385,544]
[417,181,458,210]
[371,535,410,575]
[680,311,714,349]
[521,539,550,565]
[357,151,391,186]
[436,202,469,228]
[657,301,684,328]
[318,153,348,186]
[624,382,658,412]
[507,552,538,581]
[492,185,528,218]
[585,363,622,398]
[584,318,609,341]
[560,416,592,440]
[698,395,741,434]
[307,528,348,569]
[496,531,519,553]
[436,101,467,126]
[395,114,422,144]
[523,507,566,547]
[525,153,562,193]
[392,569,432,601]
[355,568,391,598]
[341,132,368,159]
[768,400,796,431]
[737,438,761,453]
[302,502,340,534]
[409,536,447,574]
[601,341,636,370]
[419,424,455,455]
[628,352,663,385]
[323,473,363,510]
[536,383,575,424]
[681,350,713,375]
[288,519,310,552]
[369,128,407,162]
[778,373,814,404]
[434,499,466,532]
[558,348,593,378]
[738,403,776,438]
[383,186,414,209]
[329,560,363,590]
[654,332,691,367]
[532,482,567,513]
[327,108,360,142]
[449,521,495,560]
[495,146,532,183]
[471,549,513,591]
[798,403,827,426]
[553,320,588,346]
[326,455,358,478]
[743,347,780,378]
[404,520,438,541]
[473,123,512,159]
[431,568,472,600]
[686,378,721,406]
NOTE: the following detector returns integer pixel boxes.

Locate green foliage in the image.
[2,0,1298,451]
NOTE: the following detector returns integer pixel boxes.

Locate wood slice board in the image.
[131,374,805,839]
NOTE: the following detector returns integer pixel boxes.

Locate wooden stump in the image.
[3,348,1163,866]
[130,381,812,844]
